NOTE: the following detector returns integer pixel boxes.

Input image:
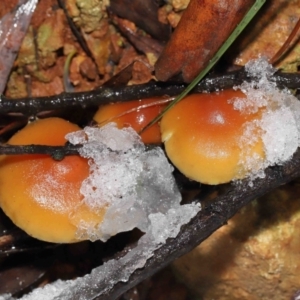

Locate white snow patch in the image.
[0,294,12,300]
[16,280,73,300]
[15,203,200,300]
[231,57,300,181]
[66,123,199,242]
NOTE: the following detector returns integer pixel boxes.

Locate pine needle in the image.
[63,50,77,93]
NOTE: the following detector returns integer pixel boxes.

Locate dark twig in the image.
[270,17,300,65]
[0,143,82,160]
[57,0,95,62]
[1,69,300,116]
[0,228,54,255]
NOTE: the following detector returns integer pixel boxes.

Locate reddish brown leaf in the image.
[155,0,255,82]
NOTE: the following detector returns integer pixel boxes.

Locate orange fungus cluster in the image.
[0,90,273,243]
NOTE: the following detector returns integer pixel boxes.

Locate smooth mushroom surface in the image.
[94,98,167,144]
[160,89,264,184]
[0,117,105,243]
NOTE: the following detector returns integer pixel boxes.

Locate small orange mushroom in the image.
[0,117,105,243]
[93,98,167,144]
[160,90,265,184]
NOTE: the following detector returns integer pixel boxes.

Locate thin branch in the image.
[0,228,57,255]
[0,143,82,160]
[0,70,300,115]
[270,17,300,65]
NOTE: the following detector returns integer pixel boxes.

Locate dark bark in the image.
[1,69,300,116]
[0,143,81,160]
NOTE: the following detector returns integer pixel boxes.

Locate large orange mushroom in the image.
[0,117,105,243]
[160,90,265,184]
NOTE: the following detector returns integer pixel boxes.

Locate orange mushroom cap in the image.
[93,98,167,144]
[160,90,265,184]
[0,117,105,243]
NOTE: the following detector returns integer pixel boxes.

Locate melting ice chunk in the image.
[66,123,197,242]
[232,58,300,180]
